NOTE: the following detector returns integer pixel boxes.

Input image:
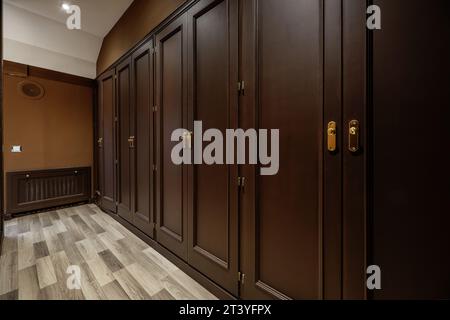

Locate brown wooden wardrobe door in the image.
[155,14,189,261]
[187,0,239,296]
[131,41,155,238]
[240,0,324,300]
[97,69,117,213]
[366,0,450,299]
[117,58,134,224]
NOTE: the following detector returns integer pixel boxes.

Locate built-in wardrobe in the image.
[96,0,450,300]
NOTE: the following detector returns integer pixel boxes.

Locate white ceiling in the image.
[4,0,133,37]
[3,0,134,78]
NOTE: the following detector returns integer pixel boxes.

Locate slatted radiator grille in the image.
[7,167,91,215]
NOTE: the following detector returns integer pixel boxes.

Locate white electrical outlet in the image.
[11,146,22,153]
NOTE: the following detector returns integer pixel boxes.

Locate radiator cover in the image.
[7,167,91,215]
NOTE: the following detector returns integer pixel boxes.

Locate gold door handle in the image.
[327,121,337,152]
[98,138,103,148]
[128,136,135,148]
[348,120,360,153]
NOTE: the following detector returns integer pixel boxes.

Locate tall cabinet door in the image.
[155,14,189,261]
[187,0,239,296]
[365,0,450,300]
[131,41,155,238]
[97,69,117,213]
[116,58,134,223]
[240,0,325,299]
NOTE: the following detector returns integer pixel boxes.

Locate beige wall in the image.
[3,73,94,202]
[97,0,187,75]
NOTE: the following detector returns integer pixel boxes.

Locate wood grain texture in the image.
[0,205,215,300]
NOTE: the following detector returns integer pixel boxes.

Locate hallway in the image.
[0,204,216,300]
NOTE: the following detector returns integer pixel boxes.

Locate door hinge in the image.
[238,272,246,285]
[114,117,118,122]
[153,165,157,172]
[238,81,245,96]
[153,106,158,112]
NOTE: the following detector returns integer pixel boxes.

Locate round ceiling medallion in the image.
[17,80,45,100]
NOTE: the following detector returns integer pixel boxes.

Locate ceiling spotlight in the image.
[62,3,71,12]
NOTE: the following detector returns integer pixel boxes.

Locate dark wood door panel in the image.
[241,0,324,300]
[368,0,450,299]
[98,69,117,213]
[156,14,189,261]
[187,0,239,296]
[132,41,155,238]
[117,58,134,224]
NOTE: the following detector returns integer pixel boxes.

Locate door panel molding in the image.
[98,69,117,213]
[131,40,155,238]
[187,0,239,296]
[117,57,134,224]
[156,14,189,261]
[240,0,326,300]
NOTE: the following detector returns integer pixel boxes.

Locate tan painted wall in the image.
[97,0,187,75]
[3,73,94,202]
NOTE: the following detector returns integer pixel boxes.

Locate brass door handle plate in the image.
[327,121,337,152]
[348,120,360,153]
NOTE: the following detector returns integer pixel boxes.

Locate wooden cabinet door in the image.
[116,58,134,223]
[363,0,450,300]
[97,69,117,213]
[187,0,239,296]
[155,14,189,261]
[240,0,326,300]
[131,41,155,238]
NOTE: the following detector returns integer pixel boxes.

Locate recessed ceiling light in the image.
[62,3,70,12]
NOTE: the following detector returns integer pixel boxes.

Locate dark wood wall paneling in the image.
[369,0,450,300]
[96,0,450,300]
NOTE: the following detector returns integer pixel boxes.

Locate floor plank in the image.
[18,265,41,300]
[102,280,130,300]
[33,241,50,259]
[18,232,35,270]
[113,268,152,300]
[98,249,124,273]
[36,256,58,289]
[0,252,18,296]
[0,290,18,300]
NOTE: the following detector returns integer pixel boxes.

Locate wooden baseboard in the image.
[101,208,236,300]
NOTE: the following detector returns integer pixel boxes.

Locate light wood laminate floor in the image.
[0,204,217,300]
